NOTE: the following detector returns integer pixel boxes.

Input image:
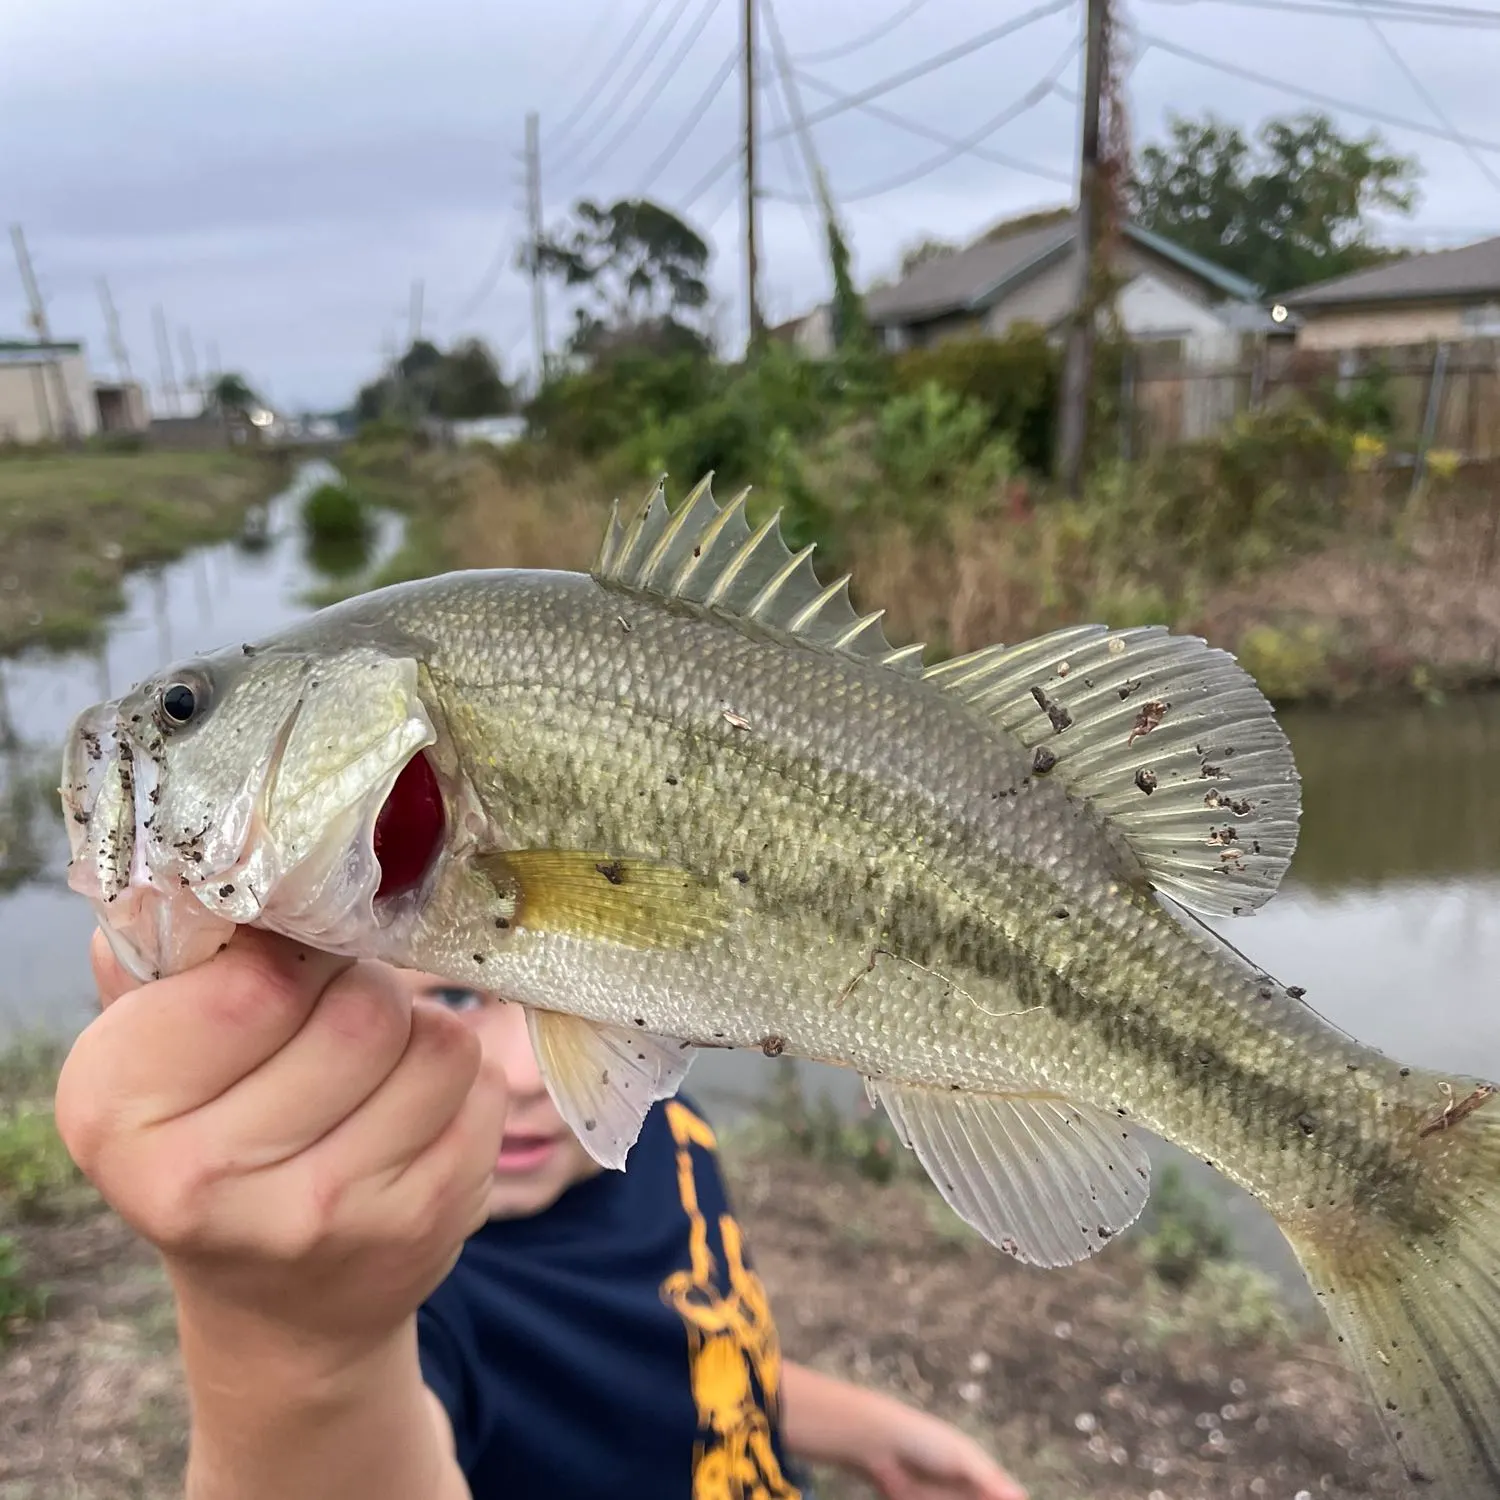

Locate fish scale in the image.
[59,472,1500,1494]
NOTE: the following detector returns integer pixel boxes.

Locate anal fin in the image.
[868,1077,1151,1267]
[527,1009,696,1171]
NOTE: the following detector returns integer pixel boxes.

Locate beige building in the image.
[1281,236,1500,350]
[0,340,101,443]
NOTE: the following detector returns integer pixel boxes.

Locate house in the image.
[0,339,101,444]
[862,208,1273,359]
[1279,235,1500,350]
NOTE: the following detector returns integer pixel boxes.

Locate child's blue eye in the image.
[427,985,485,1013]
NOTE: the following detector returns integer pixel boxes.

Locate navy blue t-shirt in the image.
[417,1094,804,1499]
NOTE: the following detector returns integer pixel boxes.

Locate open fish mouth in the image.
[60,685,445,983]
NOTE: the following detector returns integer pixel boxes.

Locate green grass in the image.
[0,447,291,655]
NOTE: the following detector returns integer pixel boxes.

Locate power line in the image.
[1143,0,1500,23]
[570,0,725,186]
[679,0,1075,205]
[790,57,1077,190]
[550,0,701,175]
[770,37,1081,205]
[792,0,932,64]
[1133,31,1500,153]
[546,0,674,158]
[1352,0,1500,192]
[635,46,739,194]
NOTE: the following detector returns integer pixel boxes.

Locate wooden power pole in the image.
[742,0,764,350]
[97,277,135,384]
[1056,0,1109,496]
[524,111,550,387]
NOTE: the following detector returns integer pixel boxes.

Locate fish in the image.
[60,472,1500,1494]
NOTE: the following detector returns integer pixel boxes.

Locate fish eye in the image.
[161,683,197,724]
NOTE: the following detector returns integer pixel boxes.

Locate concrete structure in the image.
[862,209,1270,354]
[1280,236,1500,350]
[0,340,100,443]
[94,381,149,434]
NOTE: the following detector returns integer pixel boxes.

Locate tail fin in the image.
[1281,1085,1500,1496]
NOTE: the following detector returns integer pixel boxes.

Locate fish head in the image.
[61,634,440,981]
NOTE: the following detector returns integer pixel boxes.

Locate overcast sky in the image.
[2,0,1496,412]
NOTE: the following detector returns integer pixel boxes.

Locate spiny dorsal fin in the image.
[926,623,1302,917]
[592,474,925,675]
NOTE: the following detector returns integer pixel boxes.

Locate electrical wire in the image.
[1352,0,1500,191]
[770,37,1079,205]
[791,65,1075,183]
[678,0,1074,206]
[1133,31,1500,153]
[634,46,740,194]
[569,0,726,186]
[550,0,701,174]
[792,0,932,64]
[1141,0,1500,24]
[546,0,674,158]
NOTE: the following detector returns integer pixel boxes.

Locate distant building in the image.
[94,380,150,434]
[0,340,101,443]
[862,207,1274,358]
[1279,235,1500,350]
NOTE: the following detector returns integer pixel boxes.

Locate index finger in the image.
[62,928,355,1131]
[91,927,143,1011]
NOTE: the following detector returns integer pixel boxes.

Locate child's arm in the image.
[779,1360,1028,1500]
[55,929,503,1500]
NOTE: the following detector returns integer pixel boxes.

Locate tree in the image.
[898,237,957,279]
[205,373,261,419]
[1128,110,1420,294]
[533,197,712,359]
[354,338,512,423]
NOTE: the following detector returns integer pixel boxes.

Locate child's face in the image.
[389,972,603,1220]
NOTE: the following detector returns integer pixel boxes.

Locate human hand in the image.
[54,926,507,1376]
[862,1399,1028,1500]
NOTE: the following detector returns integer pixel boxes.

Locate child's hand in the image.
[864,1402,1028,1500]
[55,927,507,1375]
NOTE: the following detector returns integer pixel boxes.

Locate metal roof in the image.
[1281,236,1500,308]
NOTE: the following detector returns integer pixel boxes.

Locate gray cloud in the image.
[2,0,1496,410]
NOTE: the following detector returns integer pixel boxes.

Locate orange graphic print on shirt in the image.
[660,1100,801,1500]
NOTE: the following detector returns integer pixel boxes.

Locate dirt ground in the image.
[0,1147,1405,1500]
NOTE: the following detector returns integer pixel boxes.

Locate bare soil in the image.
[0,1149,1405,1500]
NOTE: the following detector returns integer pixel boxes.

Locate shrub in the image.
[1136,1163,1234,1289]
[0,1103,85,1221]
[0,1233,46,1341]
[300,480,371,544]
[892,328,1059,474]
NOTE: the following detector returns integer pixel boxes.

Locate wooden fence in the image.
[1121,337,1500,461]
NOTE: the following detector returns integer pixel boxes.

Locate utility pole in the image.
[742,0,764,350]
[11,224,78,442]
[178,328,201,414]
[152,304,180,417]
[408,280,425,349]
[1056,0,1108,496]
[97,277,134,383]
[523,110,550,387]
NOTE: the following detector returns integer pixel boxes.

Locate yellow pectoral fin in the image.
[476,849,730,950]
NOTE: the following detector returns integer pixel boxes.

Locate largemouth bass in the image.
[61,475,1500,1494]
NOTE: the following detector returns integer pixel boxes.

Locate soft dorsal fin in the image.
[592,474,926,674]
[926,623,1302,917]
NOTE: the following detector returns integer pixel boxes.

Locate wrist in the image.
[170,1269,414,1421]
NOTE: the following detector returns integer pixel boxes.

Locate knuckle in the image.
[318,970,411,1054]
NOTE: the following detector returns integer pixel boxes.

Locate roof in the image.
[1281,235,1500,309]
[0,338,82,355]
[864,210,1260,327]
